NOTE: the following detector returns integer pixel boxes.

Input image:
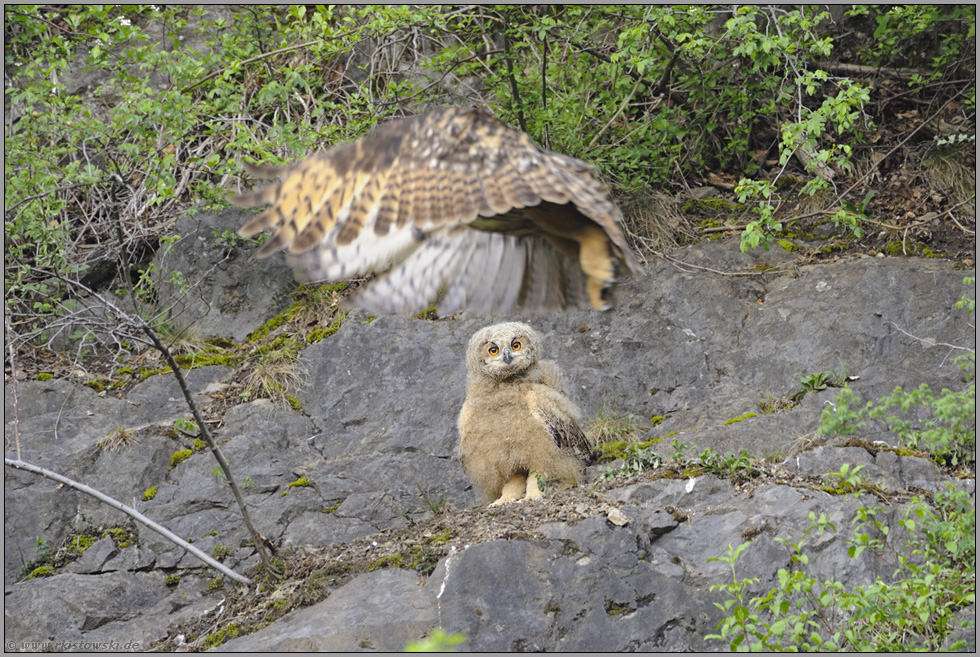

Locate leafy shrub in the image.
[707,485,975,651]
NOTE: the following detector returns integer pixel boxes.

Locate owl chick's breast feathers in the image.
[231,106,639,314]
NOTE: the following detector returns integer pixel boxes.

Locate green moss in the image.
[66,534,96,555]
[201,622,238,649]
[172,352,238,369]
[286,396,303,412]
[142,486,158,501]
[245,312,290,343]
[281,477,310,496]
[368,554,405,571]
[306,327,339,343]
[427,528,454,545]
[412,306,438,320]
[776,239,802,252]
[682,197,745,217]
[206,577,225,592]
[165,574,181,586]
[723,412,757,425]
[37,372,54,381]
[206,337,238,350]
[650,416,666,427]
[84,379,108,393]
[681,465,705,478]
[192,439,207,452]
[883,240,948,258]
[597,440,630,460]
[27,565,56,579]
[102,527,136,549]
[605,599,635,616]
[365,316,376,323]
[406,545,442,575]
[170,449,192,469]
[322,502,342,514]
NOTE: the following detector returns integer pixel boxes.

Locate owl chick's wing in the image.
[526,384,596,464]
[230,107,639,313]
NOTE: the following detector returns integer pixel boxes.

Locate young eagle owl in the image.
[458,322,594,506]
[230,106,639,314]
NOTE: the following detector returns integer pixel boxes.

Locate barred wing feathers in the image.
[231,106,639,313]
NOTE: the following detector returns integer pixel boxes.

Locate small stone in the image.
[606,508,629,527]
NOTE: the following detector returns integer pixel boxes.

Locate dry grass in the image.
[924,146,976,217]
[617,190,689,259]
[586,402,644,446]
[241,351,308,408]
[97,426,140,452]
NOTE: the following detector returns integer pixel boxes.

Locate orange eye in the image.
[488,345,498,356]
[511,340,522,351]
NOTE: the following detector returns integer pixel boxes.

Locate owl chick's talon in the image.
[488,473,528,507]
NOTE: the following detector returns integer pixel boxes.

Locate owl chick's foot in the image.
[522,471,544,502]
[489,474,529,506]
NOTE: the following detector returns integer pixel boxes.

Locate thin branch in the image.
[4,458,252,585]
[4,313,22,461]
[106,172,280,578]
[182,35,357,92]
[782,85,971,227]
[144,326,277,575]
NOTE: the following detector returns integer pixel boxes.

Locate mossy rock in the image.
[170,449,192,469]
[883,240,947,258]
[102,527,137,549]
[281,477,310,496]
[27,565,56,579]
[723,412,757,425]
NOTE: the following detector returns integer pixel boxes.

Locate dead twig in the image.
[4,457,252,585]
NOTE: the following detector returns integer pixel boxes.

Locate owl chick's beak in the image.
[502,350,513,364]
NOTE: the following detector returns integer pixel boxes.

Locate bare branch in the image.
[5,457,252,585]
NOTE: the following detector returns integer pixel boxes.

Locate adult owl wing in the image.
[230,106,639,314]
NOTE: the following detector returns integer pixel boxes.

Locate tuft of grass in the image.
[587,402,644,446]
[97,426,140,452]
[241,350,308,408]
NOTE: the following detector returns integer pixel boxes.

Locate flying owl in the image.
[457,322,595,506]
[230,106,639,314]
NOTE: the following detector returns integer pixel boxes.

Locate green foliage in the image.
[405,628,467,652]
[707,485,975,651]
[600,442,663,481]
[5,5,973,346]
[698,448,763,481]
[819,372,975,468]
[670,436,693,463]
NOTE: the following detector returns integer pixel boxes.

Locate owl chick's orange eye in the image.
[488,345,498,356]
[511,340,522,351]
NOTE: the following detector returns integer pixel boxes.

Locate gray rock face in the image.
[218,569,436,652]
[4,230,974,651]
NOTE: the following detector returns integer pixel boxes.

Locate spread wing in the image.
[230,106,639,313]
